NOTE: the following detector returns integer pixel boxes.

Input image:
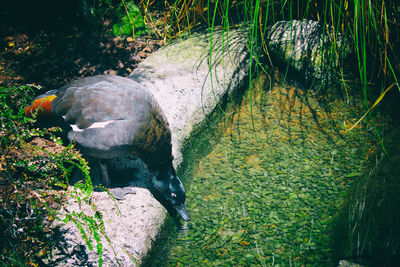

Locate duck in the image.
[25,75,190,221]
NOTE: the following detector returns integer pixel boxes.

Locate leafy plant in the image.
[0,85,110,266]
[112,1,149,38]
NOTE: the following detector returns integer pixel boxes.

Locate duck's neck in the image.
[154,162,175,181]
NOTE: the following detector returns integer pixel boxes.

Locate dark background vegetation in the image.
[1,0,399,266]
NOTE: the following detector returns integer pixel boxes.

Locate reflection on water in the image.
[143,74,383,266]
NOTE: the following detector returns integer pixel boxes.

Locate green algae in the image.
[144,75,388,266]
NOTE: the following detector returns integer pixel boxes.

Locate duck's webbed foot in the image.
[110,187,137,200]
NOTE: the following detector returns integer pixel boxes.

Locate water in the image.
[144,75,381,266]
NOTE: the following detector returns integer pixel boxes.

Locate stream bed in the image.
[144,75,386,266]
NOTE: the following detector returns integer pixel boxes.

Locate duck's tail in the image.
[24,90,58,116]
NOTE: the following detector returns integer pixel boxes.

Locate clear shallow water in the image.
[144,76,381,266]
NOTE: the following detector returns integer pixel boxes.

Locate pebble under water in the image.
[144,76,386,266]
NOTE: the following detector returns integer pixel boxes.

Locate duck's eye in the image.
[171,193,177,198]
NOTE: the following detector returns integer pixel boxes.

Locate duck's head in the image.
[151,163,190,222]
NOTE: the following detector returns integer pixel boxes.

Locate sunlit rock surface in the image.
[267,20,350,86]
[48,27,249,266]
[129,28,250,165]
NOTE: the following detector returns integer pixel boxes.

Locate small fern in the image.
[0,84,112,266]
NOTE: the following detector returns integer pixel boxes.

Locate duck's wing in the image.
[52,75,173,164]
[52,75,151,127]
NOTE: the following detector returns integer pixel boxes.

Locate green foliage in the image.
[112,1,149,37]
[113,15,134,36]
[0,85,51,266]
[0,85,36,142]
[0,85,109,266]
